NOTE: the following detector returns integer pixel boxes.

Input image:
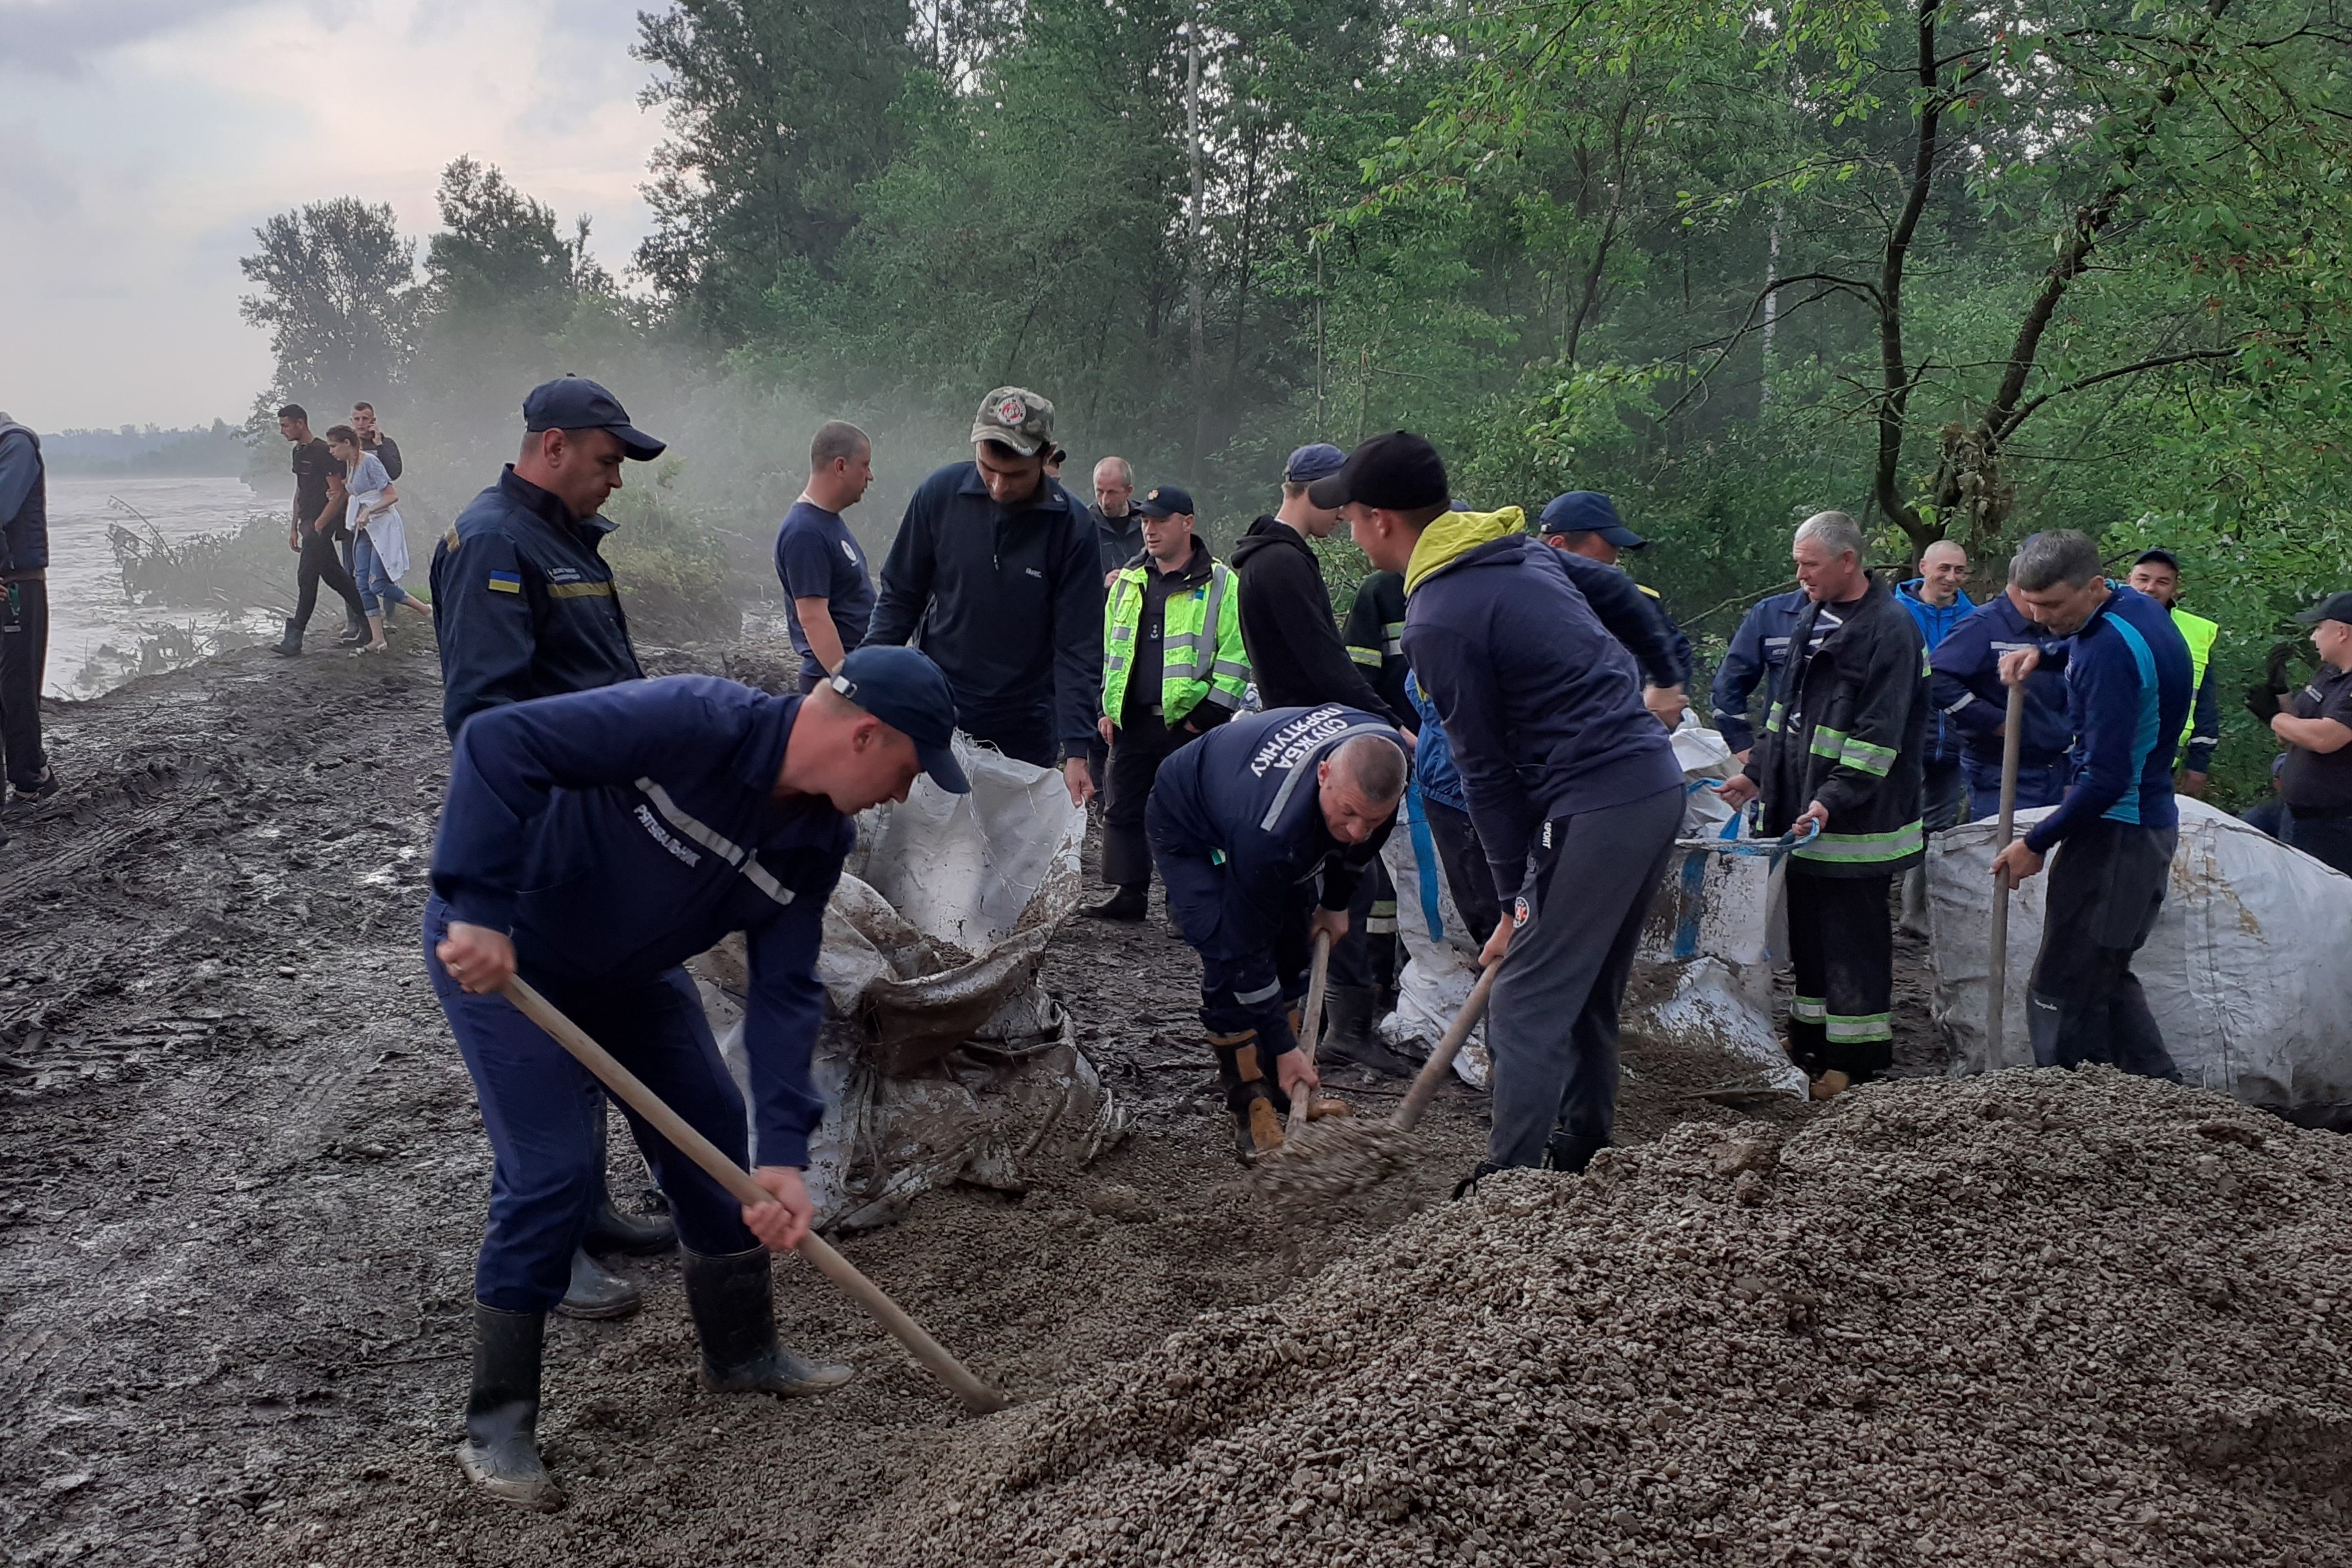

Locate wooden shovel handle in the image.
[1285,931,1335,1136]
[501,977,1009,1414]
[1392,961,1501,1135]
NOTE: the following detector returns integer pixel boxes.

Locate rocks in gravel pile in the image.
[823,1069,2352,1567]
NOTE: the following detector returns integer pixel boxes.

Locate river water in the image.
[41,475,285,699]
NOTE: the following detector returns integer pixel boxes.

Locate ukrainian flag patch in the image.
[487,570,522,595]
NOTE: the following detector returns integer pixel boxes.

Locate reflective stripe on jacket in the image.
[1750,575,1930,876]
[1102,546,1248,726]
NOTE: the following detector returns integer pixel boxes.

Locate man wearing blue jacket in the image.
[1894,540,1975,931]
[1538,490,1692,727]
[1990,531,2192,1081]
[430,377,681,1319]
[0,412,54,821]
[1338,434,1684,1184]
[426,648,967,1508]
[1711,587,1811,760]
[868,387,1103,808]
[1930,562,2076,815]
[1147,703,1408,1162]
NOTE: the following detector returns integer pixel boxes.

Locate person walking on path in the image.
[2127,548,2221,798]
[1931,562,2076,817]
[351,401,402,479]
[1088,485,1246,921]
[426,650,968,1509]
[428,375,681,1317]
[1894,538,1975,931]
[1991,531,2194,1081]
[1342,433,1685,1185]
[274,405,371,657]
[0,412,55,819]
[1718,512,1928,1101]
[1147,705,1406,1162]
[2250,591,2352,876]
[774,422,877,693]
[326,424,430,653]
[867,387,1102,807]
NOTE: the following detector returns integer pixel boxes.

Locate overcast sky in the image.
[0,0,664,430]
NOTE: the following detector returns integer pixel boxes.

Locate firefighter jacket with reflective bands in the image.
[1745,573,1929,878]
[1101,540,1249,728]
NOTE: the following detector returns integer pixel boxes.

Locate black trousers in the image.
[0,575,48,790]
[1328,856,1397,995]
[2285,807,2352,878]
[1785,869,1895,1081]
[1422,796,1502,947]
[294,526,367,632]
[1102,708,1195,890]
[2027,819,2178,1081]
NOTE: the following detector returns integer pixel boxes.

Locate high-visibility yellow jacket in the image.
[2171,606,2220,772]
[1102,539,1249,727]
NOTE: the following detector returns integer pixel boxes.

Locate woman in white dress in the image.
[327,424,432,654]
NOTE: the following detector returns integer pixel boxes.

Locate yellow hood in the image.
[1403,507,1527,596]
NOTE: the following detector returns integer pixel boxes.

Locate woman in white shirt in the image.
[327,424,432,653]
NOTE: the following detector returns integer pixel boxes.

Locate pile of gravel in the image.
[824,1069,2352,1567]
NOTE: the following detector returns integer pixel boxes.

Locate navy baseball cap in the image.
[522,377,666,462]
[1306,432,1450,511]
[2134,548,2181,571]
[1538,491,1647,549]
[1284,443,1347,485]
[829,646,969,794]
[1136,484,1195,518]
[2295,591,2352,625]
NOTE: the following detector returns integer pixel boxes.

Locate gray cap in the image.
[969,387,1056,459]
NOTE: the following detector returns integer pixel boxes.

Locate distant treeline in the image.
[43,420,251,478]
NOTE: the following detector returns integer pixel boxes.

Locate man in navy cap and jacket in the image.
[1537,491,1692,727]
[427,646,968,1509]
[430,376,680,1318]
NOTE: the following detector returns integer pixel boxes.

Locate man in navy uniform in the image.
[1147,705,1409,1162]
[427,647,969,1508]
[1711,587,1812,762]
[1930,546,2077,815]
[429,376,680,1317]
[1537,490,1691,727]
[1991,531,2194,1081]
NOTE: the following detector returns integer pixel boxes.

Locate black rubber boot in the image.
[681,1246,854,1397]
[1084,884,1148,921]
[581,1111,677,1256]
[1543,1132,1607,1174]
[1211,1032,1286,1164]
[272,618,302,658]
[456,1305,561,1512]
[1451,1160,1505,1201]
[553,1246,640,1320]
[1316,985,1417,1079]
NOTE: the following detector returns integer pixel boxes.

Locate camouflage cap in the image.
[970,386,1056,459]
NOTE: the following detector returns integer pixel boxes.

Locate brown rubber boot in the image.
[1210,1032,1287,1164]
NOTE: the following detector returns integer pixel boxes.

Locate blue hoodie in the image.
[2021,583,2194,855]
[1896,578,1976,766]
[1400,509,1682,896]
[430,675,852,1168]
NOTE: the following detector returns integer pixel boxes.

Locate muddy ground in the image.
[0,637,1944,1567]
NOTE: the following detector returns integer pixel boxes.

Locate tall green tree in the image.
[237,197,416,411]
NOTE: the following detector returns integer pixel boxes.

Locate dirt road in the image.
[0,638,1941,1566]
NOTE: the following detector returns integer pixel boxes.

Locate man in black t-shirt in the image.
[274,404,370,656]
[2256,592,2352,876]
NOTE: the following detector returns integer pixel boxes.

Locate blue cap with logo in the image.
[829,646,969,794]
[1537,491,1647,550]
[522,377,666,463]
[1284,443,1347,485]
[1137,484,1195,518]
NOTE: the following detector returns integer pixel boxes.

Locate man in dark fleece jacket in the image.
[1231,443,1419,1077]
[1990,531,2192,1082]
[1337,432,1684,1186]
[867,387,1102,805]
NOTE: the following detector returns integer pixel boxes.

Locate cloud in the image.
[0,0,278,74]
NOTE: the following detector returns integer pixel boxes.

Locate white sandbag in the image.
[1629,956,1809,1099]
[853,733,1085,952]
[1929,797,2352,1120]
[1378,786,1488,1083]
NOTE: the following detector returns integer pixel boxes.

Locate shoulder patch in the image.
[487,570,522,595]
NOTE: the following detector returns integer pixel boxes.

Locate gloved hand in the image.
[2245,683,2282,723]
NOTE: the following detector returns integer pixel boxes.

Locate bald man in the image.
[1895,539,1975,931]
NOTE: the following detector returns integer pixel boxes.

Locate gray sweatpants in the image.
[1486,784,1683,1168]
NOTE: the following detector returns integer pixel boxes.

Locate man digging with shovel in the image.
[425,646,969,1510]
[1146,704,1409,1163]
